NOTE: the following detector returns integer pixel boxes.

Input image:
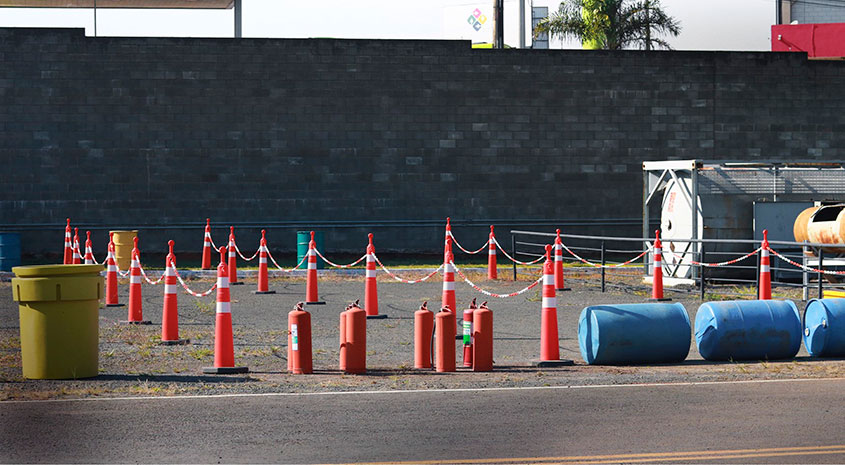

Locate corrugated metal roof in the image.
[0,0,233,8]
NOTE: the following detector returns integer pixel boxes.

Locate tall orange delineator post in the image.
[364,233,385,319]
[201,218,213,270]
[123,237,151,325]
[72,228,82,264]
[554,229,571,292]
[472,301,493,372]
[414,301,434,369]
[759,229,772,300]
[340,300,366,374]
[203,246,248,374]
[288,302,312,374]
[83,231,95,265]
[227,226,242,285]
[63,218,72,264]
[441,237,456,317]
[161,240,189,345]
[536,244,573,367]
[105,232,123,308]
[305,231,325,305]
[462,298,477,367]
[255,230,275,294]
[649,229,671,302]
[435,306,456,372]
[488,225,497,280]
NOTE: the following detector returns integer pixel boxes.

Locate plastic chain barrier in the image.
[234,241,260,261]
[372,253,443,284]
[110,256,131,278]
[666,247,761,268]
[172,264,217,297]
[137,262,166,285]
[767,246,845,276]
[313,248,367,268]
[448,233,489,255]
[492,238,545,266]
[560,240,650,269]
[450,260,543,298]
[266,248,309,272]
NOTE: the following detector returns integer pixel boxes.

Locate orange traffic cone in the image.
[161,240,189,345]
[105,232,123,308]
[554,229,571,292]
[72,228,82,264]
[204,246,248,374]
[123,237,150,325]
[488,225,497,280]
[441,236,456,316]
[201,218,213,270]
[759,229,772,300]
[254,229,275,294]
[365,233,386,319]
[305,231,324,305]
[63,218,72,264]
[83,231,95,265]
[536,245,573,367]
[227,226,243,285]
[649,230,671,302]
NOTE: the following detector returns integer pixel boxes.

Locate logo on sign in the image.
[467,8,487,31]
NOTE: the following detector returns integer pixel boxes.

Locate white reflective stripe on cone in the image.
[259,258,267,264]
[366,269,376,278]
[442,280,455,291]
[217,276,229,289]
[108,265,118,272]
[216,301,231,314]
[130,276,141,284]
[761,265,771,272]
[165,265,175,277]
[307,260,317,270]
[543,274,554,285]
[165,284,178,294]
[542,297,556,308]
[444,263,454,273]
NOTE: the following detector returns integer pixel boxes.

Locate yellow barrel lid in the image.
[12,264,104,277]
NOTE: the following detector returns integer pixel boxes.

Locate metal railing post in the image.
[802,244,809,301]
[511,234,517,281]
[600,240,606,293]
[818,249,824,299]
[756,244,761,298]
[699,246,706,300]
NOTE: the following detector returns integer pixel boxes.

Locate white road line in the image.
[2,377,843,405]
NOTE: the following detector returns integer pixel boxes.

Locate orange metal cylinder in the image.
[806,204,845,253]
[472,306,493,372]
[344,305,367,374]
[414,303,434,369]
[462,308,473,367]
[794,206,819,244]
[435,308,456,372]
[339,310,347,372]
[288,307,312,374]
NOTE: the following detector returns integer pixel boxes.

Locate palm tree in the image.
[534,0,681,50]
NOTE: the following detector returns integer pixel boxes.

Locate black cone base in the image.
[230,281,245,286]
[306,301,326,305]
[533,359,574,367]
[556,288,572,292]
[647,297,672,302]
[121,320,152,325]
[253,290,276,294]
[106,303,125,307]
[202,366,249,374]
[160,339,190,346]
[366,314,388,319]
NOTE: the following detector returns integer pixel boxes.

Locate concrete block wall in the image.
[1,28,844,257]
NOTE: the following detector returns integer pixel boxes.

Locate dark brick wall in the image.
[1,28,844,256]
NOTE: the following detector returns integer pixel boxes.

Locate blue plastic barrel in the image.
[695,300,801,361]
[803,298,845,357]
[296,231,324,270]
[0,232,21,272]
[578,302,691,365]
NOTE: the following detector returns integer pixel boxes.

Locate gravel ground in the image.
[1,267,843,401]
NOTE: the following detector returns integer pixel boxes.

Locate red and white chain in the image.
[766,246,845,276]
[492,238,545,265]
[372,253,443,284]
[234,242,259,261]
[266,249,309,272]
[559,240,649,269]
[450,260,543,298]
[137,263,165,285]
[313,248,367,268]
[448,233,489,255]
[666,247,761,268]
[171,263,217,297]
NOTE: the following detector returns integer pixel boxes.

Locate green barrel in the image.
[0,232,21,272]
[11,264,103,379]
[296,231,324,270]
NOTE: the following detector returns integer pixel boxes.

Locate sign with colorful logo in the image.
[467,8,487,31]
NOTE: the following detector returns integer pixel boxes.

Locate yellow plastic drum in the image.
[110,230,137,272]
[11,264,103,379]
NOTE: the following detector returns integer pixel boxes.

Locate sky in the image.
[0,0,776,51]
